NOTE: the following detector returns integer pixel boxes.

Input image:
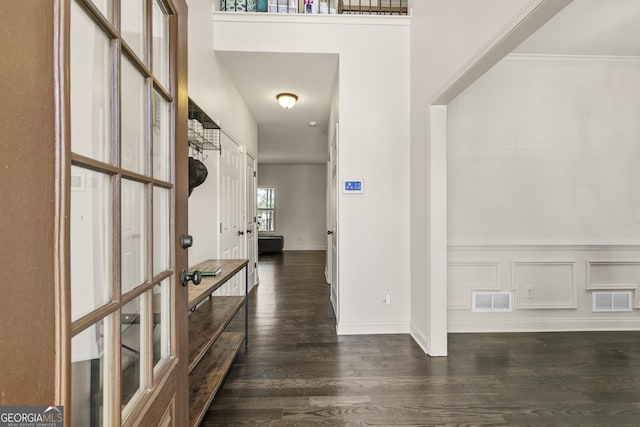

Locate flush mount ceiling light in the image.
[276,93,298,109]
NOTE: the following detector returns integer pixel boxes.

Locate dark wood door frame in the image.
[0,0,60,407]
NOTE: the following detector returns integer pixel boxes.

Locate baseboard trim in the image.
[283,245,328,251]
[448,318,640,333]
[409,323,429,354]
[409,322,448,357]
[337,321,410,335]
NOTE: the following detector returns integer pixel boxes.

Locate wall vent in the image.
[592,291,633,312]
[472,292,512,312]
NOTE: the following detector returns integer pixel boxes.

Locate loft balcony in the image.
[220,0,409,16]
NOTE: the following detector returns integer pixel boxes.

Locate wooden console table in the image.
[187,259,249,427]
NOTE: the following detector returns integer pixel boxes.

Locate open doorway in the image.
[217,50,339,293]
[435,0,640,341]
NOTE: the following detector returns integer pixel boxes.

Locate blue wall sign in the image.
[343,179,363,193]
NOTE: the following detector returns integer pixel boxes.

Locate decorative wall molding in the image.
[511,260,577,309]
[505,53,640,65]
[586,260,640,308]
[449,239,640,251]
[447,260,501,310]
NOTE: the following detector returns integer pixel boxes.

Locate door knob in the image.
[181,234,193,249]
[181,269,202,287]
[247,229,253,234]
[327,230,333,235]
[238,230,245,236]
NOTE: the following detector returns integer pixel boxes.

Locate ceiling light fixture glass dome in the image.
[276,93,298,109]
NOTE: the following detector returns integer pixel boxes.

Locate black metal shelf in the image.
[188,98,220,153]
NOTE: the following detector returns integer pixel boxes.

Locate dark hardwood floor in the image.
[201,250,640,426]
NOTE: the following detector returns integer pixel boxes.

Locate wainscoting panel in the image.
[511,261,577,309]
[448,245,640,332]
[447,261,500,309]
[587,260,640,308]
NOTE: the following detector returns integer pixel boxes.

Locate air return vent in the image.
[472,292,512,312]
[592,291,632,312]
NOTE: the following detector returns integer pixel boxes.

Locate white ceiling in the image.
[217,51,338,164]
[514,0,640,56]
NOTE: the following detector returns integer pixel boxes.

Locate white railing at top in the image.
[220,0,409,15]
[339,0,408,15]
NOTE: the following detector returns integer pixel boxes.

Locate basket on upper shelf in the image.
[188,98,220,153]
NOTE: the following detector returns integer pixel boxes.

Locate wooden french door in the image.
[65,0,188,425]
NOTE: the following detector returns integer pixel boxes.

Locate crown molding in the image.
[505,53,640,64]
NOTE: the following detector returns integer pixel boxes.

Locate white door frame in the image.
[327,123,339,319]
[246,153,258,289]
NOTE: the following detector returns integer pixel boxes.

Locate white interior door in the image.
[246,154,257,288]
[219,133,243,295]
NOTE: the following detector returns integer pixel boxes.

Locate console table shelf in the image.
[188,259,249,310]
[188,296,244,372]
[188,332,244,427]
[187,259,249,427]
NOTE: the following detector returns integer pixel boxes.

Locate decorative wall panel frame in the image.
[447,260,501,310]
[586,260,640,309]
[511,260,577,309]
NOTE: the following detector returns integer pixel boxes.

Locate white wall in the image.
[187,0,258,157]
[258,164,327,250]
[410,0,538,355]
[187,0,258,265]
[447,55,640,332]
[449,56,640,242]
[212,13,411,334]
[187,152,219,265]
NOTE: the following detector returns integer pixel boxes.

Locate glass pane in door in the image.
[152,91,170,181]
[71,166,112,321]
[91,0,113,22]
[121,296,144,410]
[121,179,147,293]
[121,0,147,62]
[152,280,171,368]
[121,57,147,175]
[71,317,109,426]
[69,0,177,423]
[70,0,112,163]
[152,0,170,90]
[153,186,170,276]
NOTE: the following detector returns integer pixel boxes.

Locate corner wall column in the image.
[427,104,448,356]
